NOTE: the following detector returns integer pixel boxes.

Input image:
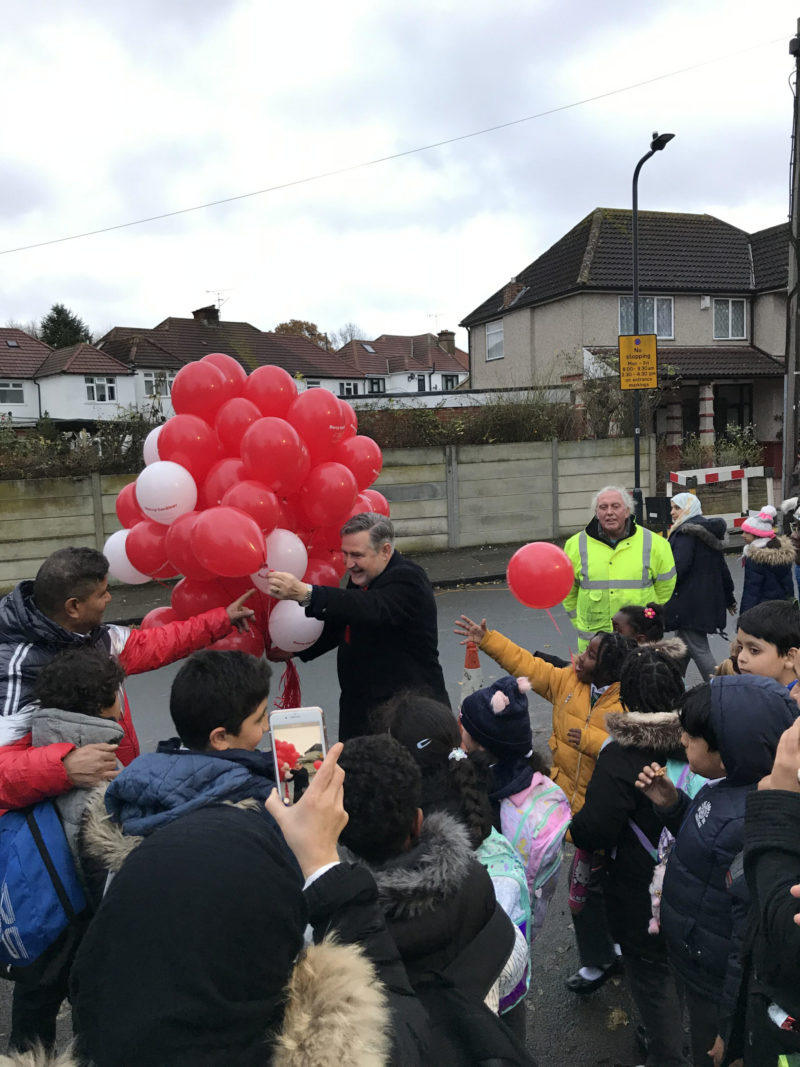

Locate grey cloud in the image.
[0,165,52,220]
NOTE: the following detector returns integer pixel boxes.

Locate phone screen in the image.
[271,711,326,802]
[272,721,325,757]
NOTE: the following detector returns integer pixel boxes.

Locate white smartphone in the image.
[269,706,327,801]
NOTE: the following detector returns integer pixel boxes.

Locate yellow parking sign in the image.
[619,334,658,390]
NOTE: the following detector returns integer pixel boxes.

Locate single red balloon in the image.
[171,577,232,619]
[222,480,281,534]
[303,557,340,588]
[332,436,383,491]
[244,365,297,418]
[240,417,306,496]
[125,521,179,578]
[329,549,346,577]
[306,525,342,554]
[299,462,358,528]
[165,512,216,580]
[158,414,221,484]
[339,398,358,441]
[202,352,247,395]
[170,361,228,423]
[208,625,265,657]
[116,482,147,528]
[286,390,347,462]
[140,606,179,629]
[199,457,244,509]
[191,506,267,578]
[215,397,262,456]
[506,542,575,610]
[362,488,390,516]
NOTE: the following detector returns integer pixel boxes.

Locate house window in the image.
[714,384,752,433]
[713,299,746,340]
[85,376,116,402]
[143,370,176,396]
[486,319,504,360]
[416,375,426,392]
[619,296,674,338]
[0,381,24,404]
[305,379,320,389]
[442,374,458,390]
[5,340,20,348]
[368,378,386,394]
[338,382,359,397]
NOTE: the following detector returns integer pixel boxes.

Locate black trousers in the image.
[10,963,70,1053]
[570,852,616,969]
[624,951,689,1067]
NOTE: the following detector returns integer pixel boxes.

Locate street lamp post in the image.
[631,131,674,525]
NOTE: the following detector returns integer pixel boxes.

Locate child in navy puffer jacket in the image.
[637,674,799,1067]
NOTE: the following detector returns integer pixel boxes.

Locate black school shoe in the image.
[564,956,623,994]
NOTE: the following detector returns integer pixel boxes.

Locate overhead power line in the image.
[0,35,786,258]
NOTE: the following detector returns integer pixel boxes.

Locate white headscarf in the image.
[669,492,703,535]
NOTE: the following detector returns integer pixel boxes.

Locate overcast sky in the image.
[1,1,798,350]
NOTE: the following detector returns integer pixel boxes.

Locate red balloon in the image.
[126,521,179,579]
[362,488,390,516]
[332,435,383,491]
[208,625,266,657]
[202,352,247,395]
[286,390,347,462]
[116,482,147,528]
[140,606,179,629]
[303,557,340,588]
[240,417,306,496]
[245,365,297,418]
[165,512,216,580]
[299,462,358,527]
[329,549,346,577]
[199,457,244,509]
[307,525,342,554]
[506,542,575,610]
[215,397,262,455]
[171,578,232,619]
[170,361,228,423]
[158,414,221,483]
[339,399,357,441]
[222,480,281,534]
[191,506,267,578]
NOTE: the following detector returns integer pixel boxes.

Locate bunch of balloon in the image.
[108,353,389,658]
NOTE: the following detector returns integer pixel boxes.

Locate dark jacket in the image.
[570,710,684,957]
[300,550,448,740]
[740,537,795,613]
[664,516,735,633]
[657,675,799,1038]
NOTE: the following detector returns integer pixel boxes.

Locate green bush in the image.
[0,413,154,480]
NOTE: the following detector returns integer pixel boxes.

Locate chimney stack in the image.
[501,277,524,310]
[192,305,220,326]
[437,329,456,354]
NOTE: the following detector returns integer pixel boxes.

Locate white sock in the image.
[577,966,604,981]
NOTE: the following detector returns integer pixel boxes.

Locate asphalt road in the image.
[0,562,746,1065]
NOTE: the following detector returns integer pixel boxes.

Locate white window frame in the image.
[0,380,24,404]
[338,382,359,397]
[713,298,747,340]
[368,378,386,394]
[442,374,459,390]
[486,319,504,361]
[143,370,177,397]
[618,296,674,339]
[85,376,117,403]
[305,379,320,389]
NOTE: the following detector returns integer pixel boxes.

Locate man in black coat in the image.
[268,514,448,740]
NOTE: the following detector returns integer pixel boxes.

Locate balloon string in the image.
[545,607,562,635]
[274,660,302,710]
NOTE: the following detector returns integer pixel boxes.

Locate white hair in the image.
[591,485,634,515]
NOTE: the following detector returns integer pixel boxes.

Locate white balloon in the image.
[265,528,308,580]
[136,461,197,526]
[142,424,163,466]
[250,566,272,595]
[103,529,150,585]
[268,599,323,652]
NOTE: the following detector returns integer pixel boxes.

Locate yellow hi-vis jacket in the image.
[563,519,676,651]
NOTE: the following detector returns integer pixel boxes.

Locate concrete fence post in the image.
[90,472,105,550]
[551,438,560,539]
[445,445,460,549]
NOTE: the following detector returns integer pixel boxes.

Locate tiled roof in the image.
[0,328,52,378]
[35,343,131,378]
[462,209,782,327]
[97,330,184,371]
[337,333,468,375]
[586,345,784,380]
[750,223,789,291]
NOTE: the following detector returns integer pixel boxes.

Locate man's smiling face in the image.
[340,531,392,588]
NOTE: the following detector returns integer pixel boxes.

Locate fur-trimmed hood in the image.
[605,709,683,753]
[0,939,391,1067]
[670,515,728,550]
[652,636,687,661]
[339,810,473,922]
[745,535,795,567]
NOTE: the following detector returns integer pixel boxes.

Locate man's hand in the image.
[791,883,800,927]
[226,589,256,632]
[758,718,800,792]
[708,1035,725,1067]
[635,762,679,809]
[265,742,347,880]
[567,727,582,749]
[268,572,310,603]
[63,743,120,788]
[454,614,488,646]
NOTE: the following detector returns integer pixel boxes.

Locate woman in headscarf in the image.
[663,492,736,680]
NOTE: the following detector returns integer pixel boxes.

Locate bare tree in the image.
[329,321,366,349]
[5,317,41,339]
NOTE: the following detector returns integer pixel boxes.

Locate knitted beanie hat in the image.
[460,675,532,757]
[741,505,777,539]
